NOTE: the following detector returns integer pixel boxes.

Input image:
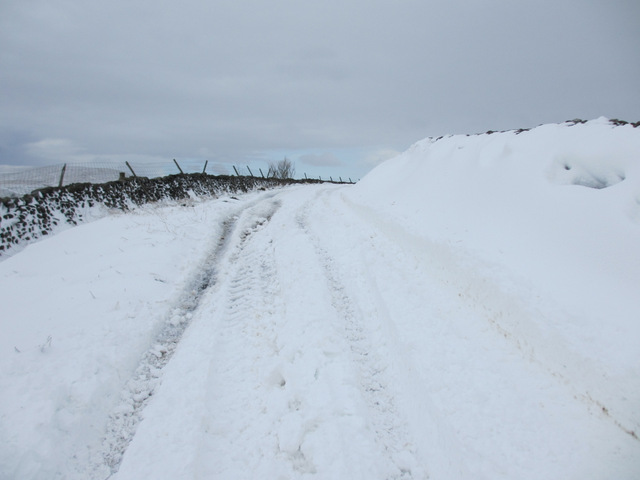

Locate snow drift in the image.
[348,116,640,445]
[351,117,640,351]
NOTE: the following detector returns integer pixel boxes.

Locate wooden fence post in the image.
[125,161,137,177]
[247,166,254,177]
[58,164,67,187]
[173,159,184,174]
[233,165,240,176]
[259,168,265,178]
[203,160,208,174]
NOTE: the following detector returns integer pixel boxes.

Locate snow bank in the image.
[348,116,640,445]
[352,116,640,321]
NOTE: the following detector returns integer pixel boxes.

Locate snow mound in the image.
[348,117,640,446]
[352,115,640,316]
[354,116,640,257]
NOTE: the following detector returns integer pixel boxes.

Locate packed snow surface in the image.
[1,118,639,479]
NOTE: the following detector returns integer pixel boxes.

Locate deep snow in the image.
[1,118,639,479]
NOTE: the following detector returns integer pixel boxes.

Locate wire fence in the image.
[0,160,228,198]
[0,159,355,198]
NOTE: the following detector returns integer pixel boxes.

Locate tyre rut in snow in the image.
[296,198,422,479]
[98,196,282,475]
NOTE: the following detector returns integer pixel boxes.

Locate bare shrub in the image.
[268,158,295,179]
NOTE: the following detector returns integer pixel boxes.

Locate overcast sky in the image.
[1,0,639,179]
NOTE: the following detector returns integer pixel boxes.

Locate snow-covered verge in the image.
[1,118,639,479]
[0,173,304,258]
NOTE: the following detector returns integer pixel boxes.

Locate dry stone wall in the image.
[0,173,310,256]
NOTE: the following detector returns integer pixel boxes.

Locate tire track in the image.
[97,195,281,477]
[295,196,424,480]
[193,199,298,476]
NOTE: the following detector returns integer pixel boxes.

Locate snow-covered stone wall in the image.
[0,173,307,256]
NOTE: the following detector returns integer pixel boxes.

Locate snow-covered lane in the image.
[114,184,638,479]
[113,185,424,479]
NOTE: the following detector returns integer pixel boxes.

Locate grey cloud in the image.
[1,0,638,177]
[362,149,402,168]
[299,153,343,167]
